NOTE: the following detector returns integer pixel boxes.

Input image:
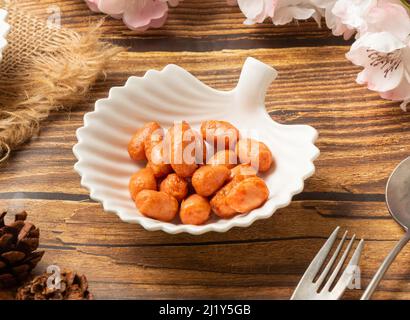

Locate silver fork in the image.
[291,227,364,300]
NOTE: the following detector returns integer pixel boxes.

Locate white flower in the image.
[331,0,376,34]
[346,2,410,109]
[235,0,321,26]
[236,0,274,24]
[272,0,322,26]
[311,0,376,39]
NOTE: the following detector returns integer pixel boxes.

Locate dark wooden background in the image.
[1,0,410,300]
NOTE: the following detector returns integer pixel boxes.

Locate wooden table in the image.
[1,0,410,300]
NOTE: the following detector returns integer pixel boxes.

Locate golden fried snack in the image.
[200,139,208,165]
[144,126,172,178]
[128,167,157,200]
[225,176,269,213]
[127,121,273,223]
[128,122,161,161]
[146,149,173,178]
[180,194,211,225]
[236,138,273,172]
[201,120,239,150]
[192,165,230,197]
[185,130,208,165]
[160,173,188,202]
[210,176,244,218]
[166,121,201,177]
[229,164,257,181]
[207,149,237,169]
[144,125,164,159]
[210,174,259,218]
[135,190,179,222]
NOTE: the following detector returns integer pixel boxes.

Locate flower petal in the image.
[350,32,406,54]
[332,0,376,30]
[400,99,409,111]
[347,33,405,92]
[403,47,410,83]
[84,0,100,12]
[380,77,410,101]
[237,0,265,22]
[273,7,315,25]
[366,3,410,41]
[98,0,126,15]
[123,0,168,30]
[356,61,403,92]
[311,0,330,8]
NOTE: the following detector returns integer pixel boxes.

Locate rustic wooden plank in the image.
[16,0,347,52]
[0,200,409,299]
[2,198,398,247]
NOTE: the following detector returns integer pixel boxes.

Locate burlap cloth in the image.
[0,1,121,162]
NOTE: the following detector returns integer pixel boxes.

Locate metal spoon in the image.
[361,156,410,300]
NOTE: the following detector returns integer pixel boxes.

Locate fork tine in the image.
[315,231,348,289]
[296,227,340,283]
[291,228,365,300]
[321,234,356,292]
[331,239,364,299]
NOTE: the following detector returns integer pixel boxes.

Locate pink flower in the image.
[346,2,410,110]
[84,0,181,31]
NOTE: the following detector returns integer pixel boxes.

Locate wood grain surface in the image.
[1,0,410,300]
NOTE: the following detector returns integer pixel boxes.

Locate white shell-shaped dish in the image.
[73,57,320,235]
[0,9,9,63]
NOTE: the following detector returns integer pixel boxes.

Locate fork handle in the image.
[361,231,410,300]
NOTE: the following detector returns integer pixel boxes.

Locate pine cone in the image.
[16,270,94,300]
[0,211,44,288]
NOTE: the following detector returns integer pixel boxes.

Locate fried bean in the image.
[192,165,230,197]
[236,138,273,172]
[128,167,157,200]
[180,194,211,225]
[128,122,161,161]
[210,175,245,218]
[229,164,257,181]
[146,150,173,178]
[135,190,179,222]
[201,120,239,149]
[210,174,261,218]
[145,126,172,178]
[166,121,201,177]
[160,173,188,202]
[207,149,238,169]
[225,176,269,213]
